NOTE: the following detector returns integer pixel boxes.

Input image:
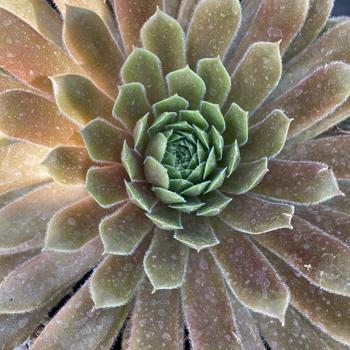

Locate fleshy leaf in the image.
[113,83,151,131]
[90,237,149,308]
[64,5,124,98]
[51,74,115,125]
[223,103,248,146]
[0,183,86,249]
[180,181,210,197]
[174,215,219,250]
[205,168,227,193]
[146,203,182,230]
[86,165,128,208]
[42,146,91,185]
[200,101,226,134]
[0,90,81,147]
[153,95,189,117]
[226,42,282,112]
[144,228,188,290]
[141,8,185,75]
[177,0,200,31]
[179,110,209,129]
[240,110,291,162]
[134,113,150,155]
[125,181,158,212]
[197,57,231,107]
[219,195,294,234]
[182,250,241,349]
[121,48,166,104]
[82,118,131,163]
[197,191,232,216]
[121,142,144,181]
[253,160,341,205]
[222,141,240,178]
[222,158,268,195]
[153,187,186,205]
[145,132,168,162]
[187,0,241,67]
[144,156,170,189]
[211,219,289,323]
[45,197,109,252]
[170,199,205,213]
[100,201,153,255]
[166,66,206,110]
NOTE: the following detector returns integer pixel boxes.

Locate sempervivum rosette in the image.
[0,0,350,349]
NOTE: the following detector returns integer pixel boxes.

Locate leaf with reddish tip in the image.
[127,280,182,350]
[253,160,341,205]
[100,202,153,255]
[51,74,115,125]
[30,281,130,350]
[219,195,294,234]
[42,146,92,185]
[91,237,150,308]
[210,219,289,323]
[255,216,350,297]
[45,197,111,252]
[226,42,282,113]
[0,239,103,313]
[144,228,188,290]
[0,9,79,94]
[182,250,241,349]
[0,90,82,147]
[187,0,241,68]
[0,183,86,249]
[64,5,124,98]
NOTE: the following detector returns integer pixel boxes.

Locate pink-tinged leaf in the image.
[186,0,241,68]
[324,179,350,215]
[46,197,113,252]
[0,183,86,250]
[0,9,79,94]
[226,0,309,72]
[115,0,162,54]
[219,194,294,234]
[0,0,64,47]
[64,5,124,99]
[296,205,350,247]
[177,0,200,31]
[255,216,350,297]
[91,236,150,308]
[254,160,341,205]
[0,238,103,313]
[251,63,350,139]
[182,250,241,349]
[128,280,183,350]
[0,143,49,193]
[163,0,181,18]
[0,90,83,147]
[0,74,33,94]
[225,42,282,113]
[31,281,130,350]
[280,136,350,178]
[267,251,350,347]
[284,0,334,61]
[211,219,289,323]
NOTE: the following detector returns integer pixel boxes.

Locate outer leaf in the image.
[324,179,350,215]
[174,215,219,250]
[41,146,91,185]
[100,201,153,255]
[0,90,81,147]
[144,228,188,290]
[128,280,182,350]
[115,0,161,54]
[0,9,79,94]
[187,0,241,67]
[141,8,186,75]
[31,282,130,350]
[219,194,294,234]
[64,5,124,98]
[182,250,241,349]
[121,48,166,104]
[86,165,128,208]
[226,42,282,112]
[45,197,110,252]
[177,0,200,31]
[0,239,103,313]
[240,110,291,162]
[211,219,289,323]
[90,237,149,308]
[51,74,115,125]
[0,183,86,249]
[255,216,350,297]
[253,160,341,205]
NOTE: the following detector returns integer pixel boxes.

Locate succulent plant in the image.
[0,0,350,349]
